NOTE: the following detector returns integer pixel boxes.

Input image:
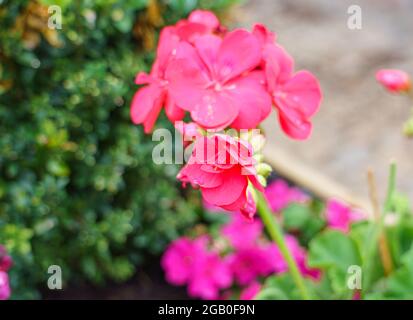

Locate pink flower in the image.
[131,27,184,133]
[188,251,232,299]
[177,134,263,218]
[0,245,12,272]
[131,11,221,133]
[240,281,261,300]
[221,214,263,250]
[161,236,207,285]
[265,179,308,213]
[325,199,364,233]
[376,69,411,93]
[257,26,322,139]
[175,10,221,42]
[0,271,11,300]
[267,236,321,280]
[166,29,272,130]
[228,245,276,285]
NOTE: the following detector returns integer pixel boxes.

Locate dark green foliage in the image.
[0,0,235,298]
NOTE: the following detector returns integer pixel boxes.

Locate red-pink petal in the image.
[279,70,321,117]
[194,34,221,75]
[263,43,294,91]
[227,71,272,129]
[188,10,220,30]
[165,95,185,122]
[190,91,239,129]
[216,29,261,82]
[201,167,248,206]
[130,84,164,133]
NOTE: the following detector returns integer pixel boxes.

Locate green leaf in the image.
[308,230,361,296]
[283,203,311,230]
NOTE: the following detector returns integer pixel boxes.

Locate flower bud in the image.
[376,69,411,93]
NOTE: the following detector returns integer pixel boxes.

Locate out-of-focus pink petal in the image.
[194,34,221,74]
[202,167,247,206]
[263,43,294,89]
[178,164,223,189]
[279,70,321,117]
[165,96,185,122]
[156,26,180,73]
[216,29,261,82]
[376,69,411,93]
[188,10,220,30]
[130,84,164,133]
[166,58,209,111]
[227,71,272,129]
[135,72,152,85]
[220,187,248,212]
[278,110,312,140]
[240,282,261,300]
[190,91,239,129]
[0,271,11,300]
[274,70,321,140]
[253,23,276,45]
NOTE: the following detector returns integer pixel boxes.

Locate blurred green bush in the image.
[0,0,236,298]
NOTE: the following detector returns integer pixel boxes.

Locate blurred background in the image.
[239,0,413,201]
[0,0,412,299]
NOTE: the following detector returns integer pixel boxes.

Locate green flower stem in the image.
[256,191,311,300]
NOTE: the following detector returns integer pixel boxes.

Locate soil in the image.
[238,0,413,203]
[42,259,189,300]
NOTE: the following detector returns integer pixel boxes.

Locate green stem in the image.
[384,161,397,214]
[256,191,311,300]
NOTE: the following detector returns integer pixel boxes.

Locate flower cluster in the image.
[131,10,322,216]
[325,199,364,233]
[131,10,321,137]
[0,245,12,300]
[162,204,321,300]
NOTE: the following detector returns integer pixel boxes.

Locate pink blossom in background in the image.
[166,29,271,130]
[177,135,263,217]
[240,281,261,300]
[228,245,276,285]
[376,69,411,93]
[188,252,232,299]
[0,245,12,272]
[221,214,263,249]
[285,236,322,280]
[161,237,207,285]
[257,25,322,139]
[325,199,365,233]
[0,271,10,300]
[266,236,321,280]
[265,179,308,213]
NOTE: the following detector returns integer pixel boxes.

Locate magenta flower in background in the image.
[0,271,11,300]
[221,214,263,250]
[228,245,276,285]
[161,237,207,285]
[0,245,12,272]
[266,236,321,280]
[240,281,261,300]
[0,245,12,300]
[325,199,364,233]
[376,69,411,93]
[188,251,233,300]
[265,179,308,213]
